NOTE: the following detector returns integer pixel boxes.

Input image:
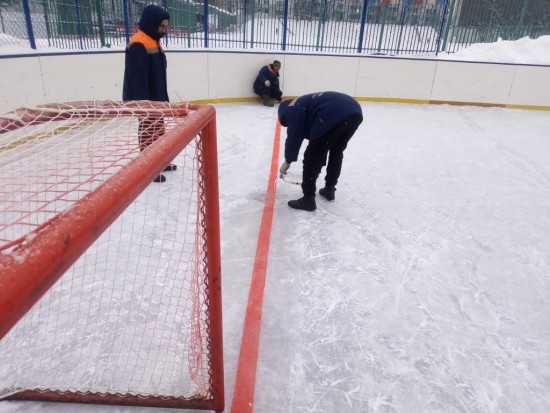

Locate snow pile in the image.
[441,36,550,66]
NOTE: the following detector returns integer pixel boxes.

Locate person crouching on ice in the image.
[278,92,363,212]
[253,60,283,107]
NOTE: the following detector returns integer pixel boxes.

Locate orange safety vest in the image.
[128,30,162,54]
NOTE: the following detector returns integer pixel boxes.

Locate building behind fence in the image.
[0,0,549,55]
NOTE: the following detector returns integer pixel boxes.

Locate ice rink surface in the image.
[1,102,550,413]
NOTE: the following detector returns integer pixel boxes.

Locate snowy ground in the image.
[1,102,550,412]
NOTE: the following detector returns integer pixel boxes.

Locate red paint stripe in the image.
[230,121,281,413]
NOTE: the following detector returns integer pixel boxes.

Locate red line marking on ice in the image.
[230,121,281,413]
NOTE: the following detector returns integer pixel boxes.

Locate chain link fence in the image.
[0,0,549,55]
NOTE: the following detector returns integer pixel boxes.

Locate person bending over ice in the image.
[278,91,363,212]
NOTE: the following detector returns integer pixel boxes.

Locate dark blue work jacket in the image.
[279,92,363,162]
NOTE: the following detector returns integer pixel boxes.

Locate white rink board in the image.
[0,51,549,113]
[431,60,517,104]
[355,57,437,101]
[38,53,124,103]
[283,54,359,97]
[0,56,44,110]
[508,65,550,107]
[168,52,209,101]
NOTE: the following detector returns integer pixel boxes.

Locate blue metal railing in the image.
[20,0,36,49]
[1,0,549,55]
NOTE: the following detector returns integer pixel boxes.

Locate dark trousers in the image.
[253,83,282,100]
[301,114,363,197]
[138,115,165,151]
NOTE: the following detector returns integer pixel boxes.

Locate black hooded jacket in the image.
[123,5,170,101]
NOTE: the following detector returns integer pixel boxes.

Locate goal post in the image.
[0,101,224,412]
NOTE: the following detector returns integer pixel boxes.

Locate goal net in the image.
[0,101,224,411]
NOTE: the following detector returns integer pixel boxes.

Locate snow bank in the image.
[441,36,550,66]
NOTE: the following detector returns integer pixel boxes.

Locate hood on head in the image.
[278,99,291,119]
[139,5,170,40]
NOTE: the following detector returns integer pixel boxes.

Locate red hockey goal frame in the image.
[0,101,224,412]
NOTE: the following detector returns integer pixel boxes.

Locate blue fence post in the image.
[435,0,450,56]
[21,0,36,49]
[357,0,369,53]
[282,0,289,51]
[122,0,130,44]
[204,0,208,48]
[75,0,84,49]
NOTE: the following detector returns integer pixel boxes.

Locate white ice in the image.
[1,102,550,413]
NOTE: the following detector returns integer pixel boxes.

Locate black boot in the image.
[319,186,336,201]
[153,174,166,183]
[262,94,274,107]
[164,163,177,172]
[288,196,316,211]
